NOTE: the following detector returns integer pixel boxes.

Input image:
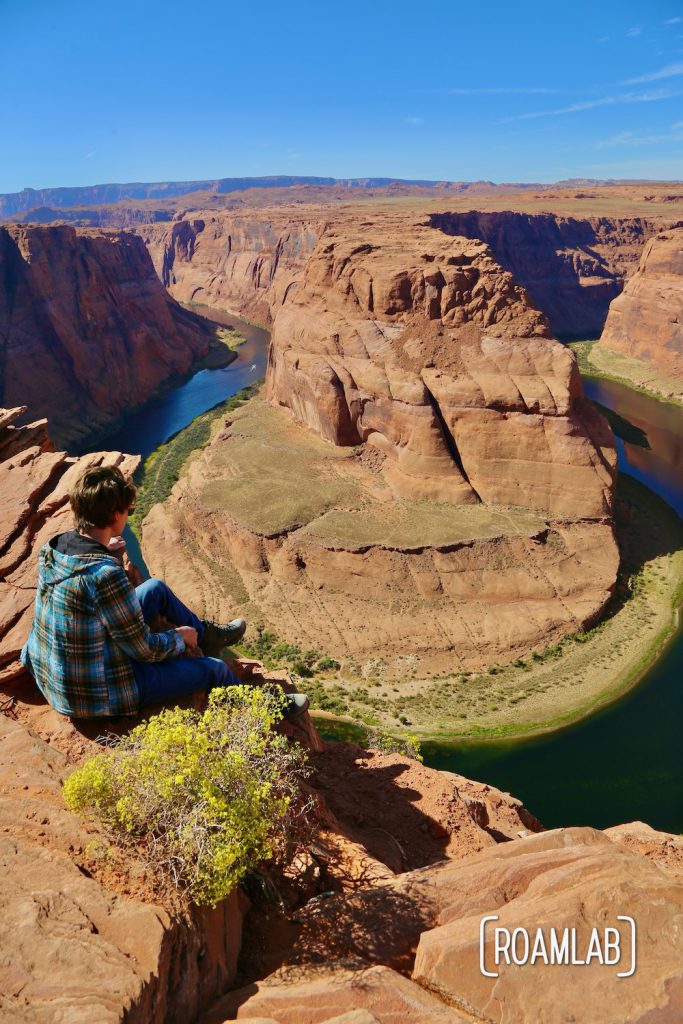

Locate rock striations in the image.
[140,213,321,325]
[265,223,615,515]
[0,224,213,447]
[207,824,683,1024]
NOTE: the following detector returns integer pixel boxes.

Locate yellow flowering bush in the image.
[64,686,309,906]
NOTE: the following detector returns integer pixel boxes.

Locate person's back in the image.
[21,466,184,717]
[21,464,308,721]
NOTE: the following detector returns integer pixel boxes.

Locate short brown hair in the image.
[70,465,137,531]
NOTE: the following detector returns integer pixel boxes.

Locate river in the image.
[91,309,271,576]
[89,319,682,834]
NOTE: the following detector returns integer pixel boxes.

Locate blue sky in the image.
[1,0,682,191]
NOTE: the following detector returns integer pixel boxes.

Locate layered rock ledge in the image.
[143,397,618,676]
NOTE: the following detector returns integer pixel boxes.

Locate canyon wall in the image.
[142,206,661,342]
[597,225,683,389]
[140,212,323,324]
[428,210,662,338]
[0,225,213,447]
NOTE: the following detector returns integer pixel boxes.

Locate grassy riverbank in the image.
[294,477,683,741]
[570,340,683,408]
[129,384,259,537]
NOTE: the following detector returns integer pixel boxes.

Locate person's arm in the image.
[107,535,144,586]
[93,563,186,662]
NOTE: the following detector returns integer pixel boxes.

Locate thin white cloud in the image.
[665,17,683,25]
[623,61,683,83]
[627,25,642,37]
[447,86,562,95]
[501,88,678,123]
[581,156,683,176]
[404,116,424,124]
[595,121,683,147]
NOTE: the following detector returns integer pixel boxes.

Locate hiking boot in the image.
[282,693,310,720]
[201,618,247,656]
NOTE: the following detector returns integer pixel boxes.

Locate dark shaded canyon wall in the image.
[428,211,663,338]
[0,225,212,447]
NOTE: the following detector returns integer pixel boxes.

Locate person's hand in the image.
[176,626,198,650]
[107,535,126,554]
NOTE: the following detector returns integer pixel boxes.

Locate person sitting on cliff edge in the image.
[20,465,309,720]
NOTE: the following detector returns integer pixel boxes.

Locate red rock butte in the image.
[133,205,629,673]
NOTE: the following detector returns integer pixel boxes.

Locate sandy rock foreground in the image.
[207,826,683,1024]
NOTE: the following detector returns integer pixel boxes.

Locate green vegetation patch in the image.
[64,687,309,906]
[302,502,546,550]
[130,384,259,534]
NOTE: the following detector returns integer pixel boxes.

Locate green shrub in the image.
[63,686,309,907]
[365,727,423,762]
[316,656,341,672]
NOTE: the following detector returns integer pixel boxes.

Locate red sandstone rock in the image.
[264,225,616,517]
[141,392,619,674]
[598,226,683,389]
[135,206,621,678]
[0,225,212,446]
[412,826,683,1023]
[220,825,683,1024]
[140,214,319,325]
[203,964,468,1024]
[0,713,248,1024]
[428,210,662,336]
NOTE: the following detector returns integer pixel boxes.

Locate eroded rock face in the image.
[139,209,619,675]
[412,826,683,1023]
[140,213,322,325]
[0,406,140,685]
[598,226,683,387]
[0,224,212,446]
[141,397,619,675]
[429,210,662,337]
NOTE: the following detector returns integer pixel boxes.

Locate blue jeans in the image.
[132,578,241,708]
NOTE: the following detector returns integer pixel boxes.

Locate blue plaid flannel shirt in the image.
[21,537,184,717]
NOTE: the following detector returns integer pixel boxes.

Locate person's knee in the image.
[136,577,167,599]
[208,658,232,688]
